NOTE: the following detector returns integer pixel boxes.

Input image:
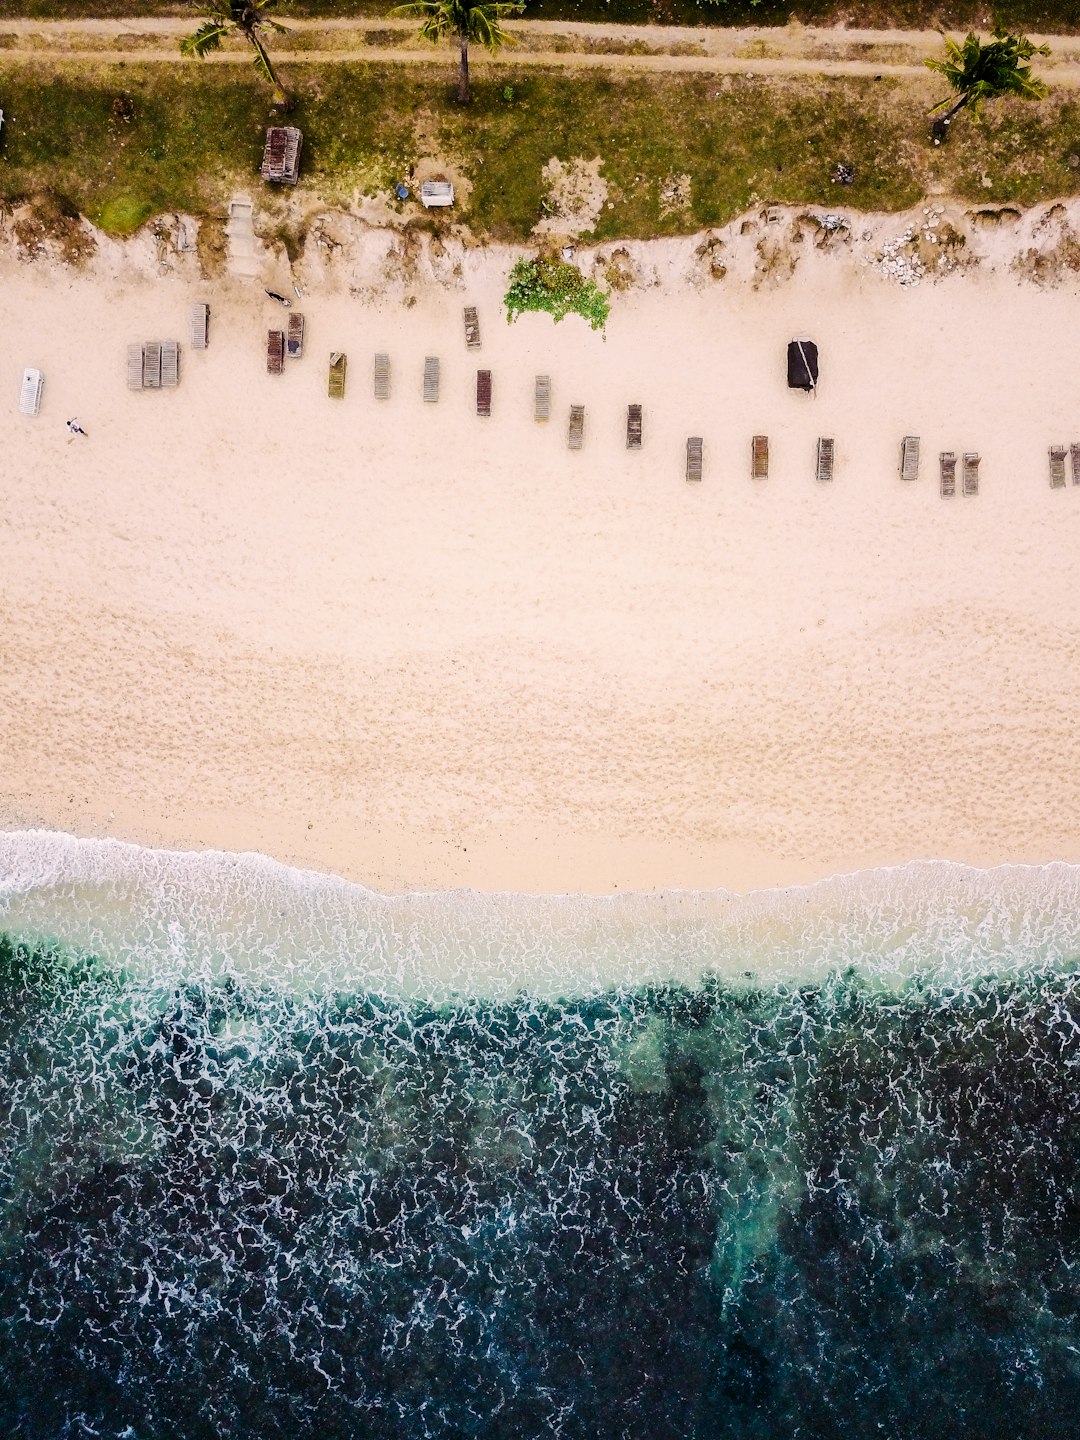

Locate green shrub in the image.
[503,256,610,330]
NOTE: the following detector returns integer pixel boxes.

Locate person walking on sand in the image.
[66,419,87,437]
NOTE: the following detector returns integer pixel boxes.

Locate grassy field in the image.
[6,0,1080,35]
[0,61,1077,241]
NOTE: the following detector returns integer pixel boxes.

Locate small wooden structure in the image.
[1071,442,1080,485]
[328,352,347,399]
[260,126,303,186]
[900,435,920,482]
[752,435,768,479]
[373,353,390,400]
[787,338,818,392]
[626,404,642,450]
[19,368,43,417]
[1050,445,1068,488]
[287,313,305,360]
[464,306,481,350]
[816,436,835,483]
[568,404,585,451]
[476,369,492,417]
[940,451,956,497]
[423,356,440,403]
[420,181,454,208]
[190,303,209,350]
[534,375,550,422]
[963,452,980,496]
[160,340,180,389]
[142,341,162,389]
[686,437,703,482]
[127,344,144,391]
[267,330,285,374]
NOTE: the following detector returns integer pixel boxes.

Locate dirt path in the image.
[2,15,1080,83]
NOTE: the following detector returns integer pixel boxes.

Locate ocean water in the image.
[2,833,1080,1439]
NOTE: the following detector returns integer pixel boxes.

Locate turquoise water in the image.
[2,834,1080,1438]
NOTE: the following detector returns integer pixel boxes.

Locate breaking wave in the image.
[2,831,1080,1438]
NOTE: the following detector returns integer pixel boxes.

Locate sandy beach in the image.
[2,200,1080,894]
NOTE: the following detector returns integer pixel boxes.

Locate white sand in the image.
[2,202,1080,895]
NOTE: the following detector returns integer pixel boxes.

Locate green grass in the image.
[0,61,1077,241]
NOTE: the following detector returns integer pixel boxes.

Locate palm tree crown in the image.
[392,0,524,103]
[926,28,1049,121]
[181,0,290,108]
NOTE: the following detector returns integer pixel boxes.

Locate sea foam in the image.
[2,829,1079,998]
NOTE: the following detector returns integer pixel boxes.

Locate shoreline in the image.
[3,201,1080,895]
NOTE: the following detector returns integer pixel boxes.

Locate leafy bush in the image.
[503,256,610,331]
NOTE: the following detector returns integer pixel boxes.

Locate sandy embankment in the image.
[1,201,1080,895]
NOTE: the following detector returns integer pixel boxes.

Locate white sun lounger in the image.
[190,303,209,350]
[127,343,144,390]
[160,340,180,388]
[19,368,43,417]
[423,356,440,403]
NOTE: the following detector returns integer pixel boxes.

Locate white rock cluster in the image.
[875,227,926,285]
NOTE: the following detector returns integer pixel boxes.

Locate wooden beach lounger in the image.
[190,303,209,351]
[534,375,551,422]
[374,353,390,399]
[686,437,703,482]
[626,404,643,450]
[752,435,768,479]
[816,437,835,483]
[160,340,179,389]
[19,368,43,417]
[287,313,305,360]
[963,452,980,496]
[127,343,144,391]
[568,404,585,451]
[1072,443,1080,486]
[328,351,347,399]
[266,330,285,375]
[464,306,481,350]
[940,451,956,498]
[900,435,920,482]
[1050,446,1068,488]
[423,356,440,404]
[476,369,492,417]
[142,341,162,389]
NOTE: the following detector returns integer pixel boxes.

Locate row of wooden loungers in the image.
[685,435,836,483]
[127,341,181,390]
[938,451,980,497]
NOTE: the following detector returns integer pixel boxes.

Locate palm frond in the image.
[180,19,230,57]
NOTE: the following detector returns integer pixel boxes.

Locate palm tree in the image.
[926,28,1049,131]
[392,0,524,104]
[181,0,290,110]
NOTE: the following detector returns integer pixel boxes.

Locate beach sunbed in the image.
[127,343,144,391]
[143,341,162,389]
[19,367,43,417]
[423,356,440,404]
[374,352,390,399]
[816,437,835,483]
[940,451,956,498]
[963,452,980,497]
[287,313,305,360]
[464,306,481,351]
[1072,443,1080,486]
[686,437,703,482]
[568,404,585,451]
[477,369,492,417]
[627,404,643,449]
[266,330,285,375]
[900,435,920,482]
[421,181,454,208]
[534,375,551,422]
[1050,446,1068,489]
[190,303,209,351]
[752,434,768,479]
[328,351,347,399]
[160,340,180,388]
